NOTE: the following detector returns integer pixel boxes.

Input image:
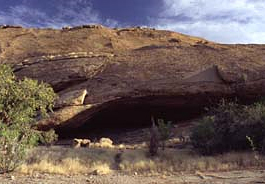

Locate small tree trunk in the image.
[162,141,165,150]
[149,122,159,156]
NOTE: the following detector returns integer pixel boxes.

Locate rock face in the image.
[55,89,88,108]
[1,25,265,137]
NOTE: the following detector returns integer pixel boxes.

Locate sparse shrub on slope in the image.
[191,100,265,155]
[157,119,172,150]
[190,116,216,155]
[0,64,57,173]
[148,117,173,156]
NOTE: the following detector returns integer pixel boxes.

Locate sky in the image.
[0,0,265,44]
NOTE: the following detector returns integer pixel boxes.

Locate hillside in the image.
[1,25,265,136]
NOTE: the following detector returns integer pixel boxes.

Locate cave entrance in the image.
[57,95,213,140]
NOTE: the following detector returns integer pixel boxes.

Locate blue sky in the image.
[0,0,265,43]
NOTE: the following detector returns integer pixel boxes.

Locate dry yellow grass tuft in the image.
[17,146,265,176]
[120,149,265,174]
[18,146,116,175]
[19,158,87,175]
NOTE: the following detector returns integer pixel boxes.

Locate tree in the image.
[0,64,57,173]
[148,117,172,156]
[149,117,159,156]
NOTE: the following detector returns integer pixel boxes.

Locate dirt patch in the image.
[1,170,265,184]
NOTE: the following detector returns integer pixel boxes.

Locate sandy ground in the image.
[1,170,265,184]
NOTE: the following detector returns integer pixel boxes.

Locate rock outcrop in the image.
[0,25,265,137]
[55,89,88,108]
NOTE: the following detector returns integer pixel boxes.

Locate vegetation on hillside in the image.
[0,64,57,173]
[157,119,172,150]
[149,117,173,156]
[191,99,265,155]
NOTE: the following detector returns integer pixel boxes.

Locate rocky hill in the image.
[1,25,265,137]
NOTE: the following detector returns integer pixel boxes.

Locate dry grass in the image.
[19,158,87,175]
[119,149,265,174]
[17,145,265,176]
[18,146,116,175]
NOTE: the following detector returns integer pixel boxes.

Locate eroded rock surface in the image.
[55,89,88,108]
[1,25,265,135]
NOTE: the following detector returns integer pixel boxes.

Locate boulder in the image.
[99,138,113,146]
[89,138,114,148]
[72,138,91,148]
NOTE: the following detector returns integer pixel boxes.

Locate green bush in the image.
[191,100,265,155]
[190,116,216,155]
[39,129,58,146]
[0,64,57,173]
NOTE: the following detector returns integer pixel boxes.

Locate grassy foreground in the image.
[18,145,265,176]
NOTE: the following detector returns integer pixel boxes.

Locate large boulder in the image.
[1,25,265,135]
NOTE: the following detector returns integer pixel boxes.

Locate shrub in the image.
[157,119,172,150]
[0,64,57,173]
[190,116,216,155]
[148,117,172,156]
[191,100,265,155]
[39,129,58,146]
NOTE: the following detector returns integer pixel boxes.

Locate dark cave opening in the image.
[57,95,218,140]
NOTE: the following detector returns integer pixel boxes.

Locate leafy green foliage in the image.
[190,116,216,155]
[39,129,58,146]
[0,123,40,173]
[191,100,265,155]
[0,64,57,173]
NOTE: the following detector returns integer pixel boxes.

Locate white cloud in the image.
[0,5,49,27]
[51,0,100,27]
[0,1,264,43]
[152,0,265,43]
[0,1,118,28]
